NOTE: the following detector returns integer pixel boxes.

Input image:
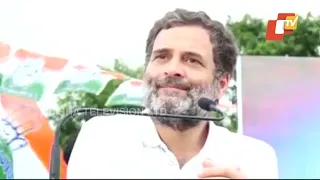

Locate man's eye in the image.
[186,58,201,65]
[155,55,168,60]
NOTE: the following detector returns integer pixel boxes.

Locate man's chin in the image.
[157,87,188,96]
[156,95,183,106]
[153,117,200,131]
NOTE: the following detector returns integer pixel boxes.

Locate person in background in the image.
[67,8,278,179]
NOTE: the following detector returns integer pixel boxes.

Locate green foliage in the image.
[113,59,144,79]
[213,81,238,132]
[47,80,122,147]
[227,13,320,56]
[47,60,143,149]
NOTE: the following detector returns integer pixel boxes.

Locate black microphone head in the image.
[198,97,217,111]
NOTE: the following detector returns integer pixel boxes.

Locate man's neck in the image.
[154,121,209,167]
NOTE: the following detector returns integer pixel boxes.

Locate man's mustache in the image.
[153,77,191,91]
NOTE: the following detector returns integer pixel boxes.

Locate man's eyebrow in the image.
[152,49,204,61]
[152,48,170,54]
[183,51,203,59]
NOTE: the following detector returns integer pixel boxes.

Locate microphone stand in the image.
[49,108,224,179]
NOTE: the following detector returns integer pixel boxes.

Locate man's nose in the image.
[164,59,184,77]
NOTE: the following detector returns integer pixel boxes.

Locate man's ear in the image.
[217,73,230,99]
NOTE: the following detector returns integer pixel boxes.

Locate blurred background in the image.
[0,0,319,179]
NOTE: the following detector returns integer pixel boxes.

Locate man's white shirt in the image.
[67,113,279,179]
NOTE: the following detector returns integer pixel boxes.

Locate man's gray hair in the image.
[145,8,238,77]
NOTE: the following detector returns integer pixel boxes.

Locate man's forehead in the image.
[152,26,213,58]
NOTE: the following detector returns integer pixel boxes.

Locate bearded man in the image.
[67,8,278,179]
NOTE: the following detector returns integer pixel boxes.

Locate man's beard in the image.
[143,75,220,131]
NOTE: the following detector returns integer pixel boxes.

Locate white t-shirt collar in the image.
[140,108,220,152]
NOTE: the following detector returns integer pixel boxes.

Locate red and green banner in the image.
[54,65,125,95]
[106,79,143,107]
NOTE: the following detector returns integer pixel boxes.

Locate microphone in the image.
[198,97,220,112]
[49,98,224,179]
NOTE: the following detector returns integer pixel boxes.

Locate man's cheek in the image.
[144,74,161,87]
[145,63,164,78]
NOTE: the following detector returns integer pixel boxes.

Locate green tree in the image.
[113,59,144,79]
[227,13,320,56]
[213,74,238,133]
[47,60,143,149]
[97,59,144,79]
